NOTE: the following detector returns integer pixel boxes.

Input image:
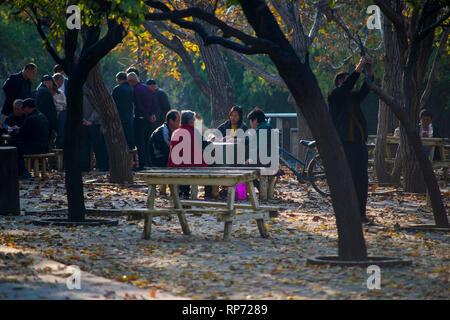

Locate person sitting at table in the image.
[216,105,249,141]
[168,110,207,198]
[5,99,25,128]
[149,109,180,167]
[418,109,441,160]
[245,107,273,166]
[10,98,49,179]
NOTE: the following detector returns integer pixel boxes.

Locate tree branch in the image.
[419,10,450,40]
[143,21,211,99]
[419,27,449,109]
[374,0,408,50]
[224,49,287,88]
[34,17,63,65]
[144,1,278,55]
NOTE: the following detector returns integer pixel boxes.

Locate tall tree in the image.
[144,0,368,260]
[1,0,143,221]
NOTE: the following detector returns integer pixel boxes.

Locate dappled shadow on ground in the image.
[0,169,448,299]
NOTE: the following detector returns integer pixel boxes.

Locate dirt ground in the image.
[0,168,448,300]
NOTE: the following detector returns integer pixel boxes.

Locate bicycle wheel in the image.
[307,155,330,197]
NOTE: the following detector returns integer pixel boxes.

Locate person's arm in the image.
[2,75,16,97]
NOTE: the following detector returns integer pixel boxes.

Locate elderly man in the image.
[127,72,157,170]
[2,63,37,116]
[149,109,180,167]
[147,79,171,127]
[5,99,25,128]
[36,75,58,136]
[112,71,134,149]
[53,64,68,93]
[10,98,49,179]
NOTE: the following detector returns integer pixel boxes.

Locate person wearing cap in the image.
[112,71,135,149]
[147,79,171,127]
[36,74,58,139]
[10,98,49,178]
[2,63,37,116]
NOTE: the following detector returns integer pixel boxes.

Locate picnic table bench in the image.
[124,168,278,240]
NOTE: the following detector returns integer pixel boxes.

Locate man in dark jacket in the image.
[147,79,171,127]
[5,99,25,128]
[10,98,49,178]
[36,75,58,135]
[127,72,157,169]
[112,71,135,149]
[149,109,180,167]
[2,63,37,116]
[328,56,373,224]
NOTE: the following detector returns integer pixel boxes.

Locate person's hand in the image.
[149,114,156,123]
[83,120,92,126]
[356,56,371,73]
[422,132,429,137]
[209,136,216,142]
[11,125,19,131]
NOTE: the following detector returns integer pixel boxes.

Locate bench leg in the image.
[160,184,167,196]
[169,184,191,235]
[223,187,235,240]
[190,185,198,200]
[246,181,269,238]
[142,185,156,240]
[259,176,268,201]
[267,176,277,200]
[25,158,31,173]
[42,158,48,179]
[33,159,40,178]
[57,153,63,171]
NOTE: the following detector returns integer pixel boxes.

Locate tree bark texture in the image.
[240,0,368,260]
[86,63,133,184]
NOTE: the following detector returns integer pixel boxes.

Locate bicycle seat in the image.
[300,140,316,148]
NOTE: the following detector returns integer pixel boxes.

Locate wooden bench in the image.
[23,153,56,179]
[51,149,64,171]
[123,168,278,240]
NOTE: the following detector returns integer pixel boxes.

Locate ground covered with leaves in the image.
[0,169,448,299]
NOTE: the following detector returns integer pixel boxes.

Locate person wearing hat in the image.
[112,71,135,149]
[147,79,171,127]
[35,74,58,143]
[10,98,49,178]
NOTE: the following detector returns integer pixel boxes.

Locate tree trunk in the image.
[0,146,20,216]
[193,3,236,128]
[375,12,401,185]
[64,77,87,222]
[86,63,133,184]
[239,0,368,260]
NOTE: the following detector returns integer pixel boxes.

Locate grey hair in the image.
[181,110,196,125]
[126,72,139,82]
[13,99,24,106]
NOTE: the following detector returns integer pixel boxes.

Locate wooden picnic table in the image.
[126,168,278,240]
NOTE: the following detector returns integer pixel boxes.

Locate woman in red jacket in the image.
[168,110,207,198]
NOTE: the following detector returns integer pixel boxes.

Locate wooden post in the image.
[223,186,235,240]
[169,184,191,235]
[33,159,39,178]
[259,176,268,201]
[246,181,269,238]
[142,185,156,239]
[0,147,20,216]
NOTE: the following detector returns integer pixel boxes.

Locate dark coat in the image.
[2,72,32,115]
[5,112,25,127]
[149,123,173,164]
[217,120,249,138]
[328,71,371,143]
[13,109,49,154]
[36,85,58,132]
[152,88,171,126]
[112,82,134,124]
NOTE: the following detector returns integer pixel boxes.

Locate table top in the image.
[137,168,260,186]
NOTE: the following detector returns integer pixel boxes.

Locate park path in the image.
[0,245,186,300]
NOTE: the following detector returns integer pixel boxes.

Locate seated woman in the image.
[168,110,207,198]
[216,105,249,141]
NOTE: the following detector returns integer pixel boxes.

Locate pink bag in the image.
[235,183,247,200]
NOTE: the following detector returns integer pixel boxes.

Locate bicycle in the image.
[278,140,329,197]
